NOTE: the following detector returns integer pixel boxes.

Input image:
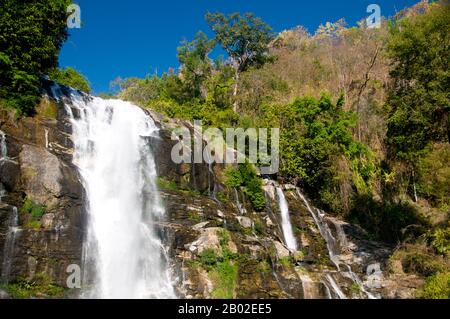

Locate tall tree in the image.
[0,0,71,115]
[386,3,449,202]
[177,32,215,101]
[386,3,450,162]
[206,12,274,112]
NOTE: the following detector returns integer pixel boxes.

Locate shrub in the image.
[417,143,450,209]
[429,227,450,256]
[422,272,450,299]
[20,198,46,219]
[224,163,266,211]
[2,273,65,299]
[0,0,71,115]
[49,67,91,93]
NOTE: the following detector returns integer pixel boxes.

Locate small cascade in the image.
[296,190,340,267]
[324,274,347,299]
[44,129,49,149]
[234,188,246,215]
[276,187,298,251]
[0,131,8,202]
[0,184,6,203]
[296,188,378,299]
[0,130,7,158]
[1,207,20,284]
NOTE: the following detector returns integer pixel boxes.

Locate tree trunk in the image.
[412,169,418,203]
[232,70,240,113]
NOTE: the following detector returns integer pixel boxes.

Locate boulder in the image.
[0,159,20,191]
[273,240,290,259]
[19,145,81,206]
[236,216,253,229]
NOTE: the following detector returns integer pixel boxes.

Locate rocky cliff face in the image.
[0,94,84,293]
[0,84,421,299]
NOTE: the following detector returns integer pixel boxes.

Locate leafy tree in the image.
[49,67,91,93]
[0,0,71,115]
[386,4,450,162]
[206,12,274,111]
[177,32,215,101]
[276,94,369,212]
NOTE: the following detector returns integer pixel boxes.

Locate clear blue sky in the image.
[59,0,420,94]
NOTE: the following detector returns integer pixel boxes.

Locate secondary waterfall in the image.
[1,206,19,284]
[65,89,175,299]
[0,131,7,158]
[296,188,377,299]
[276,187,298,251]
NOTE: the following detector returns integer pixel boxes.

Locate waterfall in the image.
[296,189,340,267]
[1,207,20,284]
[234,188,246,215]
[276,187,298,251]
[296,188,378,299]
[65,89,175,299]
[0,130,7,158]
[324,274,347,299]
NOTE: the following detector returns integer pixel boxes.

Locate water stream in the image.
[64,88,175,299]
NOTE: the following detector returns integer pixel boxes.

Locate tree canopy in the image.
[0,0,71,115]
[386,4,450,162]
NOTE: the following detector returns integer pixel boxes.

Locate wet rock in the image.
[236,216,253,229]
[19,145,81,206]
[192,222,209,231]
[0,159,20,191]
[187,228,222,254]
[41,213,55,229]
[273,241,290,259]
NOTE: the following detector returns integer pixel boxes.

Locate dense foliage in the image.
[49,67,91,93]
[386,5,450,162]
[0,0,71,115]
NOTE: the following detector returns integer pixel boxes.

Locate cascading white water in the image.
[324,274,347,299]
[65,90,175,299]
[276,187,298,251]
[296,188,377,299]
[296,189,340,267]
[1,207,19,284]
[0,130,7,158]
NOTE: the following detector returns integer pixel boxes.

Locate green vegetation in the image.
[49,67,91,93]
[196,230,241,299]
[0,0,71,115]
[429,226,450,256]
[20,198,46,219]
[156,177,179,191]
[386,5,450,163]
[224,163,266,211]
[19,197,46,229]
[41,100,59,119]
[422,272,450,299]
[1,273,66,299]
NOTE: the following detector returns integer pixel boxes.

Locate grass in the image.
[19,197,46,229]
[156,177,179,191]
[1,273,65,299]
[210,261,238,299]
[20,198,45,219]
[25,220,41,230]
[195,230,243,299]
[422,272,450,299]
[41,101,58,119]
[257,260,271,274]
[279,256,293,267]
